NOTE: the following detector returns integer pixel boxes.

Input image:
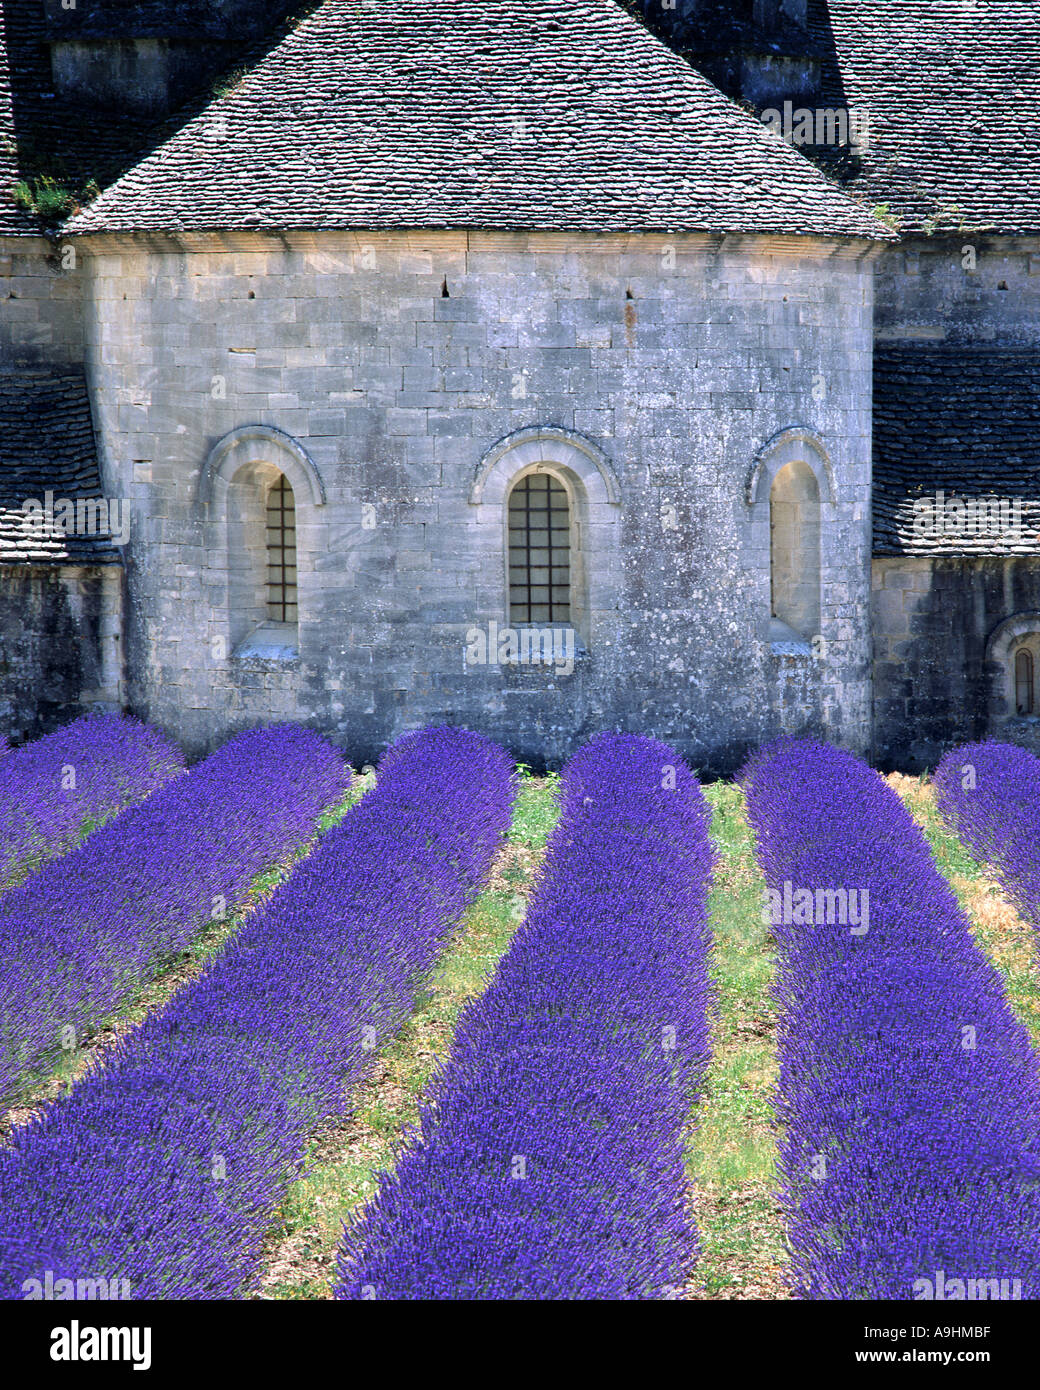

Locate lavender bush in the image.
[934,739,1040,937]
[0,723,349,1108]
[0,726,514,1300]
[336,732,714,1300]
[743,738,1040,1300]
[0,715,184,893]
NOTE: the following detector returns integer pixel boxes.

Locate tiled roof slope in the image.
[0,367,120,563]
[66,0,890,238]
[812,1,1040,236]
[873,345,1040,557]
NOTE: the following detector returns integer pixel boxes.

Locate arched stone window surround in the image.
[471,425,621,509]
[198,426,325,659]
[198,424,326,509]
[747,426,832,651]
[746,426,835,509]
[470,426,622,651]
[986,612,1040,723]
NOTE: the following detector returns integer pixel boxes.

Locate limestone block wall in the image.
[0,564,124,739]
[0,236,84,367]
[872,555,1040,770]
[874,236,1040,344]
[80,228,876,769]
[43,0,296,114]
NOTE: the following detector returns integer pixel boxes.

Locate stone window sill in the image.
[769,617,814,657]
[498,623,587,673]
[231,621,300,664]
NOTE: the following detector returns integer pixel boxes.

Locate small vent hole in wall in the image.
[998,281,1009,291]
[248,290,255,299]
[441,277,450,297]
[625,287,634,300]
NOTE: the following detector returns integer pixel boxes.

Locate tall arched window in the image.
[770,459,821,641]
[507,473,571,624]
[200,426,325,662]
[266,474,297,625]
[1015,647,1035,715]
[985,616,1040,730]
[222,463,299,657]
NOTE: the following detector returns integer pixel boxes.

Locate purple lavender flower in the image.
[335,732,715,1300]
[0,723,349,1108]
[0,726,514,1300]
[0,715,184,893]
[935,739,1040,941]
[743,738,1040,1300]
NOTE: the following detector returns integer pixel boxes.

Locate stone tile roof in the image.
[65,0,890,238]
[0,367,121,564]
[812,0,1040,236]
[873,345,1040,557]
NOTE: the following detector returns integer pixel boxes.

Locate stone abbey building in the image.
[1,0,1039,771]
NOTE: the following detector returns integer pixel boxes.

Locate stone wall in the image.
[872,555,1040,771]
[79,227,876,770]
[0,564,124,739]
[874,236,1040,345]
[43,0,296,115]
[870,234,1040,769]
[0,236,84,367]
[630,0,818,109]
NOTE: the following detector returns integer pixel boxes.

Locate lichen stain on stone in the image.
[624,294,637,348]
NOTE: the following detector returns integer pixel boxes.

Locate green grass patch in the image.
[11,174,100,221]
[508,765,561,848]
[260,772,560,1300]
[892,772,1040,1048]
[5,776,369,1118]
[687,781,787,1299]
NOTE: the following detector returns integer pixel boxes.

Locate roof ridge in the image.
[64,0,893,240]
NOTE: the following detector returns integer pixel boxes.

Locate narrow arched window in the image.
[1015,648,1034,715]
[266,474,297,625]
[770,460,821,641]
[508,473,571,624]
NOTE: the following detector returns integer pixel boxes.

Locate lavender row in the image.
[934,739,1040,937]
[743,738,1040,1300]
[0,723,349,1108]
[0,726,514,1300]
[336,732,714,1300]
[0,715,184,894]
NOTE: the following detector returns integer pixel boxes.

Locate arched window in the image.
[222,463,299,656]
[200,426,324,662]
[769,459,821,641]
[1015,648,1035,715]
[507,473,571,624]
[985,616,1040,730]
[266,474,297,625]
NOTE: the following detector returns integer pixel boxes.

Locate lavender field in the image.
[1,719,1038,1302]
